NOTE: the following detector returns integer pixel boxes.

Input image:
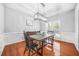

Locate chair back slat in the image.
[23,31,30,46]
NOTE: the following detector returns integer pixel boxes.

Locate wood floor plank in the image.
[1,40,79,56]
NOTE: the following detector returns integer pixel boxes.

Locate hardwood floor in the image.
[1,40,79,56]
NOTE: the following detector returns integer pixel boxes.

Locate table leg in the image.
[41,41,43,56]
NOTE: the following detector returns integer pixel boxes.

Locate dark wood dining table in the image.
[30,33,54,55]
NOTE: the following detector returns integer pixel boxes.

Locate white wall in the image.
[0,4,4,33]
[0,3,5,55]
[60,10,75,32]
[40,21,48,34]
[75,4,79,51]
[78,11,79,50]
[5,5,75,33]
[5,7,40,33]
[48,10,75,45]
[59,10,75,44]
[48,10,75,32]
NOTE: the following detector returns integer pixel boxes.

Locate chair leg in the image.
[28,49,31,56]
[24,48,26,55]
[51,39,54,51]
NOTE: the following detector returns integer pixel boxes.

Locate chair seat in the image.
[43,38,54,46]
[27,43,38,49]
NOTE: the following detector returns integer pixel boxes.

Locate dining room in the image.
[0,3,79,56]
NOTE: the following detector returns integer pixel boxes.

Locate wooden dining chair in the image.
[23,31,42,56]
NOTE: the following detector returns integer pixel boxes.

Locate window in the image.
[48,20,60,32]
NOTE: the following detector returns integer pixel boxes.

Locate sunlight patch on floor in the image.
[53,41,60,56]
[45,41,60,56]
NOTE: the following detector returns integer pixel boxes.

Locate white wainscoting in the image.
[4,32,24,45]
[0,34,5,55]
[0,32,24,55]
[0,32,76,55]
[55,32,75,43]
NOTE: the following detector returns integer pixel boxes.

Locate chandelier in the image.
[34,3,47,22]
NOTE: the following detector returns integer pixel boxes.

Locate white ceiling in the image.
[4,3,76,17]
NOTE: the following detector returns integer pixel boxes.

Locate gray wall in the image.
[0,4,4,33]
[78,11,79,49]
[4,7,40,33]
[60,10,75,32]
[48,10,75,32]
[4,7,75,33]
